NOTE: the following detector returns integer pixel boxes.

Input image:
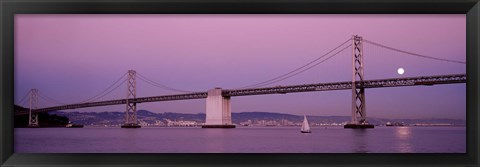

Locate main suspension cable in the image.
[244,44,352,88]
[16,91,30,106]
[78,72,128,103]
[85,79,128,103]
[136,73,194,93]
[37,92,65,106]
[363,39,466,64]
[238,38,352,89]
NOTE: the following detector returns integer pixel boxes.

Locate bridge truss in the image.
[16,73,466,116]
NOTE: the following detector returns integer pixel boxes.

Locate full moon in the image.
[397,68,405,75]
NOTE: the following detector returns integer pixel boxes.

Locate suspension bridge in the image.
[15,35,467,129]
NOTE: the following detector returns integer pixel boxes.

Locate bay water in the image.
[15,126,465,153]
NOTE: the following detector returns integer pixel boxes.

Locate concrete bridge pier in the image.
[202,88,235,128]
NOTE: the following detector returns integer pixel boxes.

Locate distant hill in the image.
[49,110,466,127]
[14,105,70,127]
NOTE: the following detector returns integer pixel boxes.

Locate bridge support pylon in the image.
[202,88,235,128]
[345,35,374,129]
[122,70,141,128]
[28,89,39,128]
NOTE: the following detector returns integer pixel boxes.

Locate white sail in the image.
[301,115,311,133]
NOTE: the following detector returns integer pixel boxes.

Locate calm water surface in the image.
[15,126,465,153]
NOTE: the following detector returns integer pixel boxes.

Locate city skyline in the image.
[15,14,466,119]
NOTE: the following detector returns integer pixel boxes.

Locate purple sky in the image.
[15,15,466,119]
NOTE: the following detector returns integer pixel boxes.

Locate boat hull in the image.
[344,124,374,129]
[67,124,84,128]
[121,123,142,128]
[201,125,236,128]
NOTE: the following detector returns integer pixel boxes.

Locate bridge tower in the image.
[28,89,39,128]
[345,35,374,129]
[122,70,141,128]
[202,88,235,128]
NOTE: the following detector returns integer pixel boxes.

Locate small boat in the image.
[66,123,84,128]
[301,115,311,133]
[386,122,405,127]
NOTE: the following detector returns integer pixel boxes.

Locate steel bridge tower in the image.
[28,89,39,128]
[122,70,141,128]
[345,35,374,129]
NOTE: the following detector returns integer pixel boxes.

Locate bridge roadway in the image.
[15,74,466,116]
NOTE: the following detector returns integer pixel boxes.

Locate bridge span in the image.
[16,73,466,116]
[17,35,466,129]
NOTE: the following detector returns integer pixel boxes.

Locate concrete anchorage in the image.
[202,88,235,128]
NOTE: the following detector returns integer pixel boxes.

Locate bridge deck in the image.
[15,74,466,115]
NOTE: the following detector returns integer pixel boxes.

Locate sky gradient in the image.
[15,14,466,119]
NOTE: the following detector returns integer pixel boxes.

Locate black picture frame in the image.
[1,0,479,166]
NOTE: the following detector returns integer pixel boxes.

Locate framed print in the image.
[1,0,479,166]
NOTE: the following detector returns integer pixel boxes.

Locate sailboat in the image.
[301,115,311,133]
